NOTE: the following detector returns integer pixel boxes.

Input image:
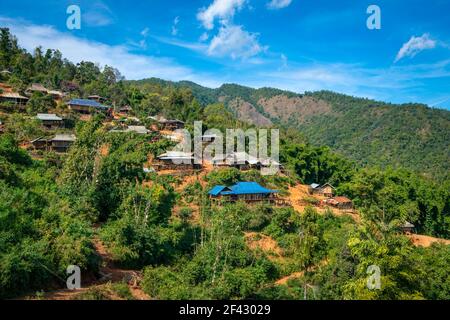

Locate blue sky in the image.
[1,0,450,109]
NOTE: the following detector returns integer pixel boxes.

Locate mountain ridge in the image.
[129,78,450,179]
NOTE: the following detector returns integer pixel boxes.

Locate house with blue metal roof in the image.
[68,98,110,114]
[208,182,279,204]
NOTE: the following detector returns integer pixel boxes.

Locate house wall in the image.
[69,104,92,114]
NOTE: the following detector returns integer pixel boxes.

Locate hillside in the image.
[130,78,450,179]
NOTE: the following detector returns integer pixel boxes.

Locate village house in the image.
[47,90,64,102]
[25,84,64,102]
[0,83,29,107]
[309,183,335,198]
[159,119,185,131]
[154,151,202,171]
[211,151,282,172]
[50,134,76,153]
[68,99,111,115]
[36,113,64,129]
[87,95,107,103]
[321,196,353,210]
[30,136,49,151]
[118,105,132,116]
[208,182,280,205]
[212,151,259,170]
[26,83,48,96]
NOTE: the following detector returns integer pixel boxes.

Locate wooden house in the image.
[159,119,185,131]
[309,183,335,198]
[68,99,111,115]
[211,151,282,172]
[208,182,279,204]
[212,151,260,170]
[154,151,201,171]
[321,196,353,210]
[47,90,64,102]
[31,137,50,150]
[0,83,28,107]
[50,134,76,153]
[87,95,107,103]
[36,113,64,129]
[118,105,132,116]
[26,83,48,96]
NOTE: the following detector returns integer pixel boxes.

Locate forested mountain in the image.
[131,78,450,180]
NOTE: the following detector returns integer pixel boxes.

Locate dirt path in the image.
[275,259,328,286]
[407,234,450,247]
[38,231,149,300]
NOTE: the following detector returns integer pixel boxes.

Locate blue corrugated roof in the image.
[209,182,278,196]
[208,185,228,196]
[68,99,109,109]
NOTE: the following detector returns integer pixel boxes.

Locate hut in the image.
[400,221,415,234]
[208,182,279,204]
[31,137,50,151]
[50,134,76,153]
[0,83,29,107]
[68,99,110,115]
[36,113,64,129]
[322,196,353,210]
[212,151,260,170]
[333,196,353,210]
[309,183,335,198]
[87,95,107,103]
[159,119,185,131]
[26,83,48,96]
[118,105,132,115]
[48,90,64,101]
[154,151,201,171]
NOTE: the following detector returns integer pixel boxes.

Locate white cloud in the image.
[0,16,222,87]
[267,0,292,10]
[82,2,115,27]
[171,16,180,36]
[155,36,209,52]
[208,24,266,59]
[280,54,288,68]
[141,27,150,37]
[199,32,209,42]
[395,34,436,63]
[197,0,246,30]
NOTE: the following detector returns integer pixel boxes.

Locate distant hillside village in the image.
[0,79,372,222]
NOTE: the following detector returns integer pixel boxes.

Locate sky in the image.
[1,0,450,109]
